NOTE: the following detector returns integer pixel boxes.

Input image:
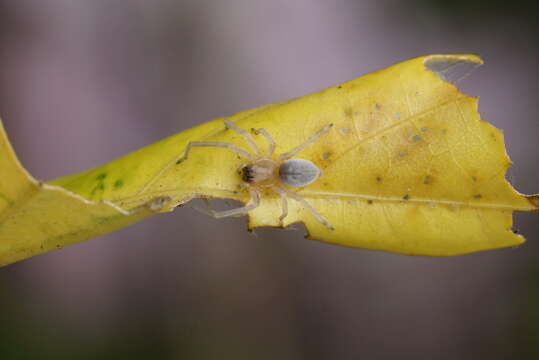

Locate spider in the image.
[177,119,334,230]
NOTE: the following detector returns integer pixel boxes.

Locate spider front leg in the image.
[252,127,276,156]
[176,141,254,164]
[224,119,262,155]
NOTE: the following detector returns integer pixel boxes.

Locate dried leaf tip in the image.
[424,54,483,84]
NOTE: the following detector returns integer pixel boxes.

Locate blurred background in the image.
[0,1,538,359]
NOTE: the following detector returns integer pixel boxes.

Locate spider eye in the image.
[242,166,254,182]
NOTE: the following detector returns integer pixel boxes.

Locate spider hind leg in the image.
[271,186,289,227]
[279,123,334,161]
[273,186,334,230]
[196,188,261,219]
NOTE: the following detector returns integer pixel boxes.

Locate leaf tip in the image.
[526,194,539,211]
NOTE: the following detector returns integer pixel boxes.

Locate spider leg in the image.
[274,185,334,230]
[271,186,289,227]
[279,123,334,161]
[191,197,213,216]
[176,141,254,164]
[203,187,261,218]
[224,119,262,155]
[252,127,276,156]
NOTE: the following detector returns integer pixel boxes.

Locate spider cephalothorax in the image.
[241,159,278,185]
[177,119,334,229]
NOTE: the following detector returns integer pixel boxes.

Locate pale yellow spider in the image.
[177,119,334,230]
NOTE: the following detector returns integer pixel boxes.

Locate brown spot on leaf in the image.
[423,175,432,185]
[376,176,382,183]
[322,152,332,160]
[473,194,482,200]
[403,194,410,201]
[344,107,353,118]
[411,135,422,142]
[367,200,373,205]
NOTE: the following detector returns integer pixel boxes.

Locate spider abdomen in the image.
[279,158,321,187]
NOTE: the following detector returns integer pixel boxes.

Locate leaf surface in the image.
[2,54,537,265]
[0,122,161,266]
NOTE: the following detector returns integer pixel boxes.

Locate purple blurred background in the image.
[0,1,538,359]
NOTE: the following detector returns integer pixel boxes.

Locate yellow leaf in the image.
[2,54,538,265]
[0,121,166,266]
